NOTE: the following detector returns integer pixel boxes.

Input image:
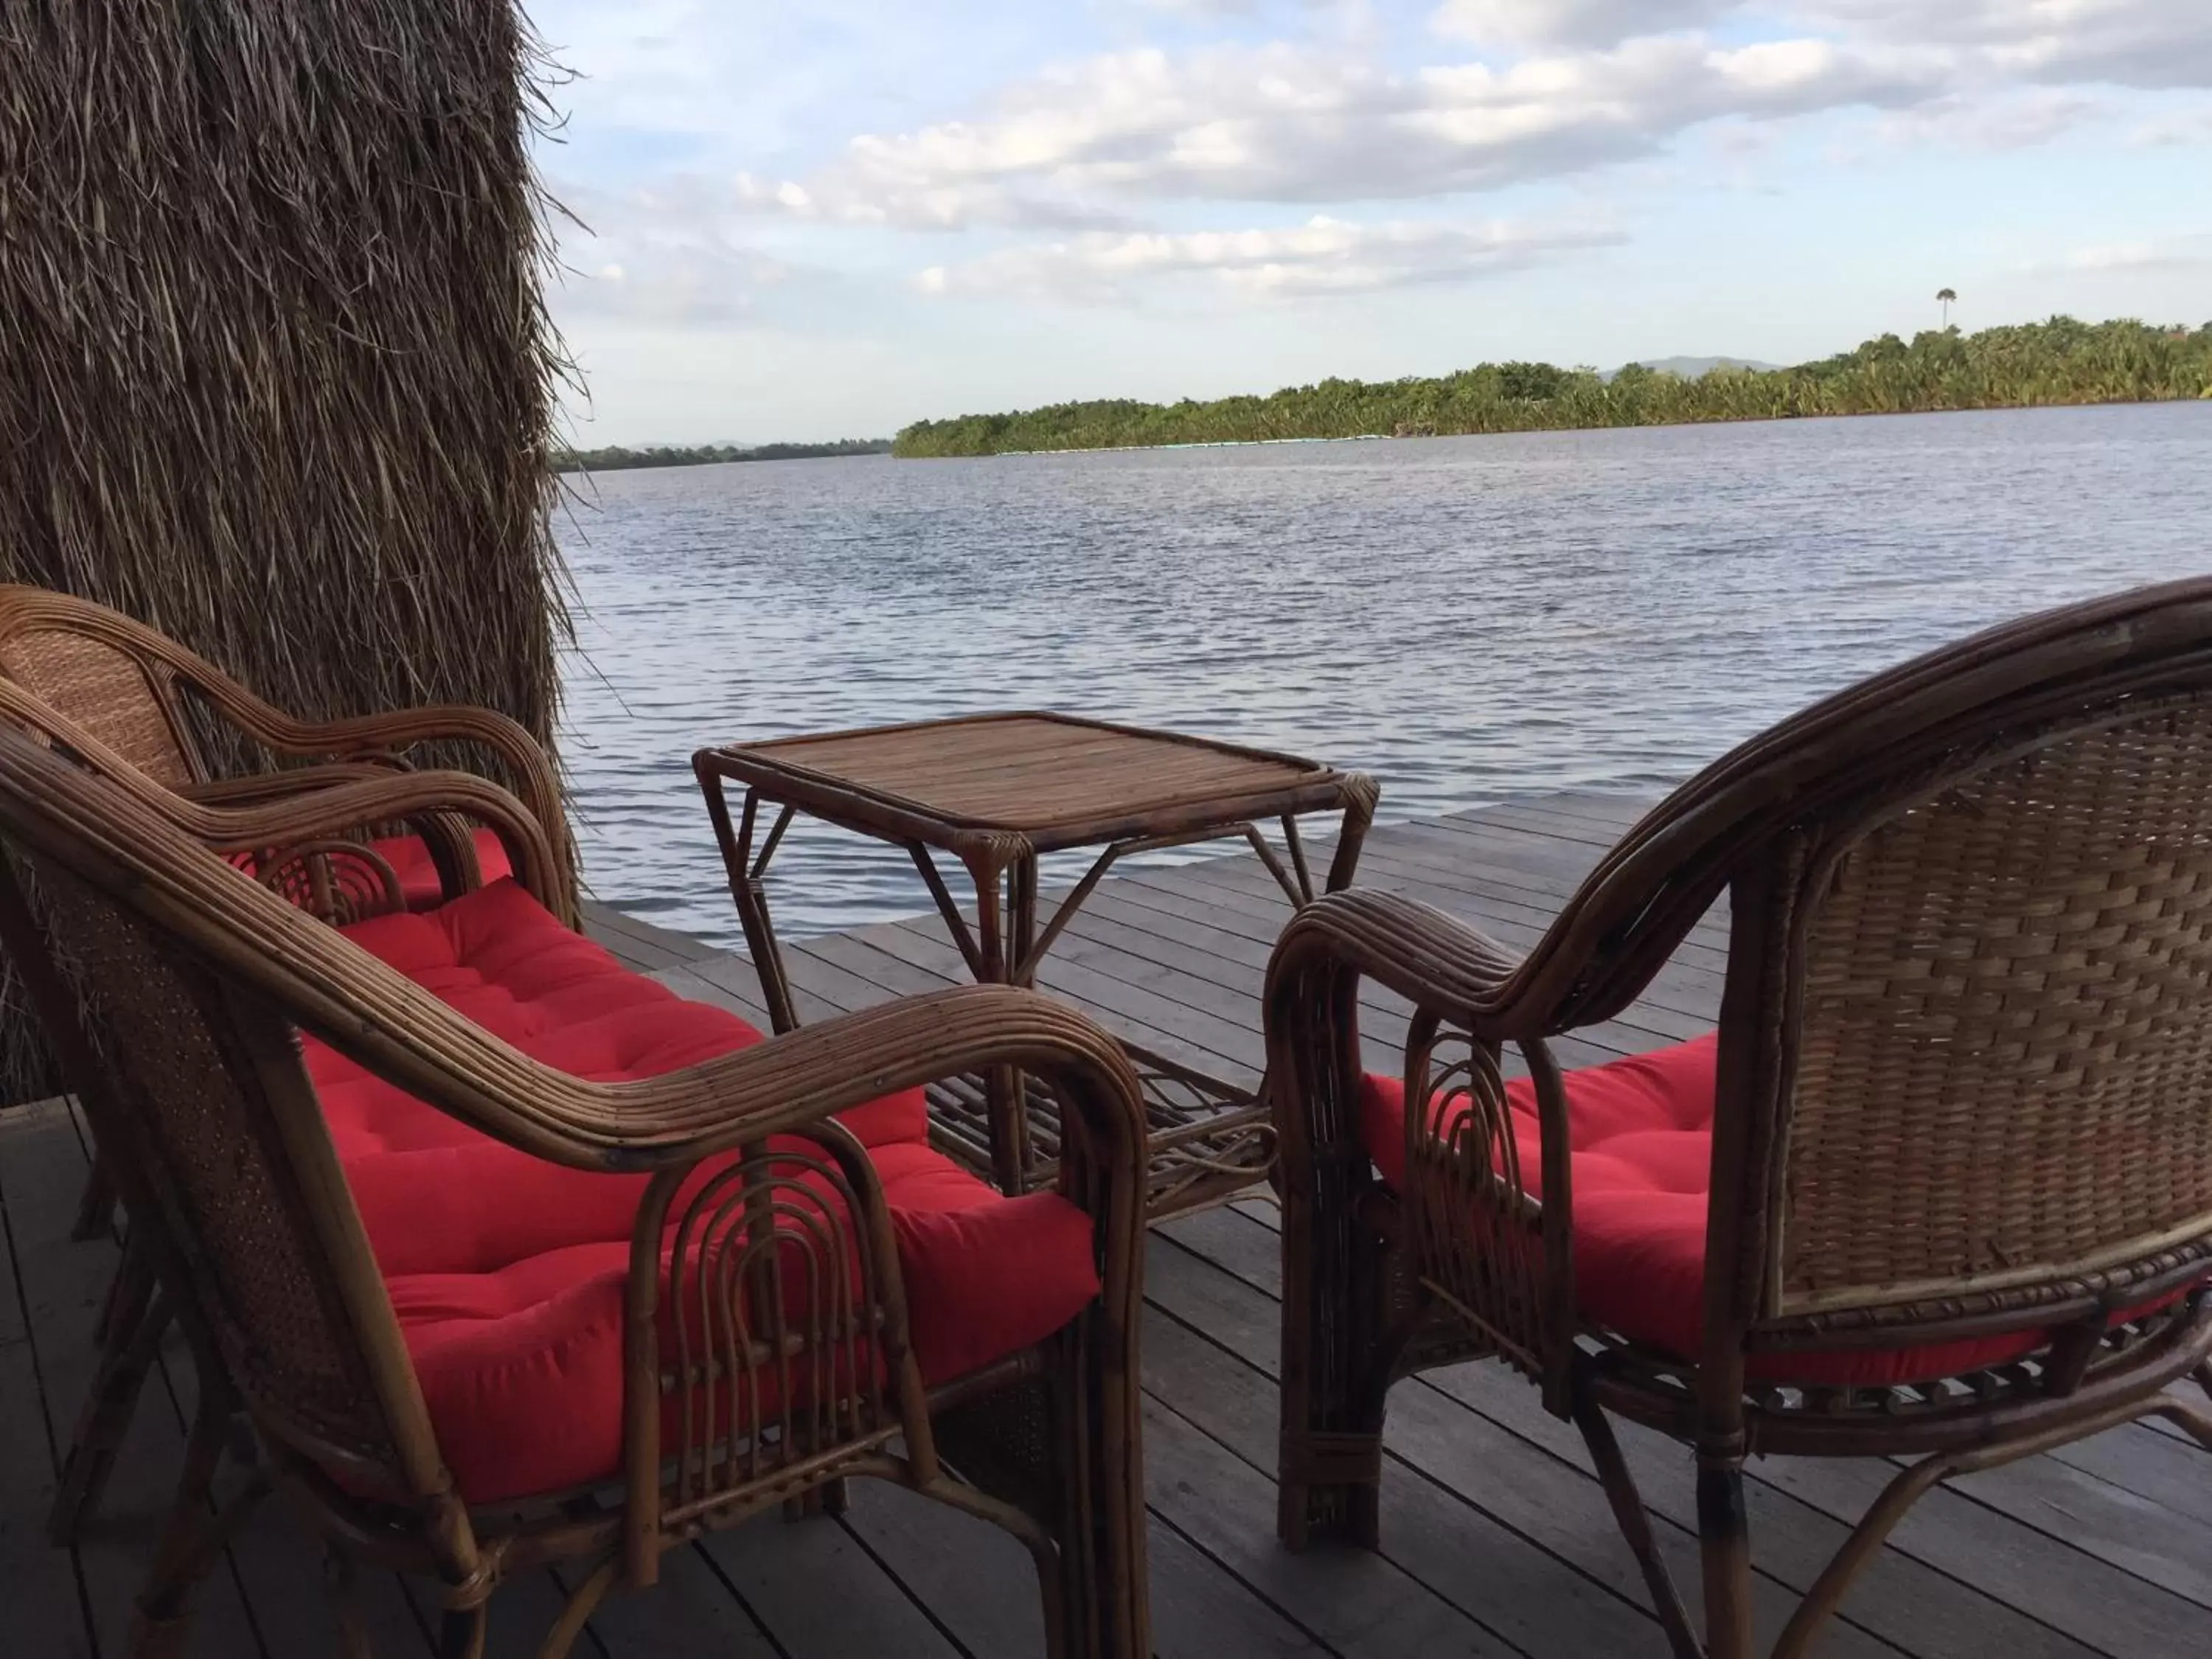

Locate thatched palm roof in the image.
[0,0,574,1098]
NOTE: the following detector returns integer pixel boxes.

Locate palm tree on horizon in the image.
[1938,286,1958,327]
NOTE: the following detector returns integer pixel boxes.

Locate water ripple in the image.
[556,403,2209,948]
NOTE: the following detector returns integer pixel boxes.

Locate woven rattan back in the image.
[1508,579,2212,1339]
[0,591,205,787]
[6,844,408,1475]
[0,712,473,1492]
[1770,695,2212,1317]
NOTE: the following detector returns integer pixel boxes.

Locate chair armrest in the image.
[544,984,1147,1186]
[0,674,573,920]
[1265,886,1578,1408]
[166,675,572,911]
[590,986,1148,1557]
[163,770,568,922]
[178,761,411,807]
[1269,888,1527,1033]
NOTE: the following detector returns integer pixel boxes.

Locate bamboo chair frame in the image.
[0,724,1151,1659]
[0,672,575,1545]
[1268,577,2212,1659]
[0,586,576,1545]
[0,584,575,925]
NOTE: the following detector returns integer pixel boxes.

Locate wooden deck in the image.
[7,792,2211,1658]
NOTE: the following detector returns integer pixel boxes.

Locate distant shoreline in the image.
[893,318,2211,459]
[554,438,890,474]
[983,400,2203,458]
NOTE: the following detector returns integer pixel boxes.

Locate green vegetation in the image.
[555,437,891,473]
[892,317,2212,458]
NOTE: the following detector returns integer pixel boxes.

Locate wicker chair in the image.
[0,724,1151,1659]
[0,582,573,922]
[1267,578,2212,1659]
[0,583,576,1544]
[0,653,577,1545]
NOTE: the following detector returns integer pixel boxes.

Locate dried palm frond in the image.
[0,0,574,1100]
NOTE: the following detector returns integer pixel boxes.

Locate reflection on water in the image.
[555,402,2208,947]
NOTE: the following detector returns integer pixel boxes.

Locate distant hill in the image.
[1624,355,1784,380]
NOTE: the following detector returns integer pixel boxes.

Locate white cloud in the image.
[1871,86,2102,150]
[1797,1,2212,91]
[551,178,798,325]
[539,0,2212,357]
[740,35,1941,232]
[1432,0,1736,49]
[915,212,1623,300]
[2132,105,2212,146]
[2061,233,2211,272]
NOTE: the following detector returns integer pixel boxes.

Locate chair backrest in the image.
[1526,579,2212,1343]
[1759,692,2212,1323]
[0,724,474,1500]
[0,586,216,788]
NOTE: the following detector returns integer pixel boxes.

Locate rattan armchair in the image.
[0,726,1151,1659]
[0,587,580,1543]
[0,583,574,922]
[0,667,580,1544]
[1268,578,2212,1659]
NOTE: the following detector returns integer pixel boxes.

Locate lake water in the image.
[554,402,2209,947]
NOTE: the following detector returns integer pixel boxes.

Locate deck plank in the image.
[0,1101,267,1659]
[0,1105,94,1659]
[1179,1205,2107,1659]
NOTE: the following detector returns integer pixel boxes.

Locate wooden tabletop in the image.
[698,712,1367,855]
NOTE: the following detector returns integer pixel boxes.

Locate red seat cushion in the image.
[305,877,1097,1503]
[231,828,512,915]
[368,826,513,911]
[313,878,926,1155]
[1357,1036,2188,1388]
[364,1142,1099,1503]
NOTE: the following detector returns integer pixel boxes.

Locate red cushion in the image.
[364,1140,1099,1503]
[368,826,514,911]
[305,877,1094,1503]
[1358,1036,2188,1387]
[230,828,513,915]
[313,878,926,1155]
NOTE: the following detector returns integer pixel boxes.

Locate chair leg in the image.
[1046,1324,1150,1659]
[93,1229,156,1345]
[125,1383,267,1659]
[1571,1389,1700,1659]
[782,1477,849,1520]
[49,1284,170,1544]
[1278,1199,1396,1550]
[536,1556,616,1659]
[72,1152,115,1242]
[912,1337,1149,1659]
[325,1545,378,1659]
[437,1609,489,1659]
[1697,1459,1756,1659]
[2155,1385,2212,1450]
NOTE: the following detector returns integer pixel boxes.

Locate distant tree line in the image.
[554,437,891,473]
[891,318,2212,459]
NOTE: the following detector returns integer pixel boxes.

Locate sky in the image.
[526,1,2212,445]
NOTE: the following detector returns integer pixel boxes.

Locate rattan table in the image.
[694,713,1377,1219]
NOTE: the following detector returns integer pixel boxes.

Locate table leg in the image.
[701,779,801,1034]
[1006,857,1039,1183]
[973,856,1037,1196]
[1324,780,1380,894]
